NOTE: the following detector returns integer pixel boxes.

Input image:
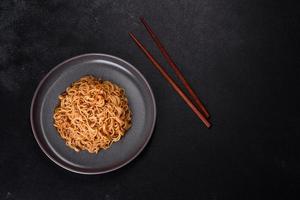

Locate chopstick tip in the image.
[203,118,212,128]
[128,32,134,37]
[207,123,212,129]
[128,32,139,44]
[139,16,145,21]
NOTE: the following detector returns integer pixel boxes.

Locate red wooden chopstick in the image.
[129,32,211,128]
[140,17,210,118]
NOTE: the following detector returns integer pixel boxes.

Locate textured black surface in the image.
[0,0,299,199]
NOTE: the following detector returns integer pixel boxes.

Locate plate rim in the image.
[30,53,157,175]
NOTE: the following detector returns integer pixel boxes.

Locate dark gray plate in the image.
[30,53,156,174]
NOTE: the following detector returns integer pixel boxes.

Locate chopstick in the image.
[129,32,211,128]
[139,17,210,118]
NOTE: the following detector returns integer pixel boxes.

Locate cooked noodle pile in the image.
[53,75,132,153]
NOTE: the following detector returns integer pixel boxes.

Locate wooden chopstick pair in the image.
[129,17,211,128]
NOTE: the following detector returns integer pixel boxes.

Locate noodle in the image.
[53,75,132,153]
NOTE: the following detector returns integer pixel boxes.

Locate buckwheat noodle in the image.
[53,75,132,153]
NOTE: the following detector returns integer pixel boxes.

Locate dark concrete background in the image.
[0,0,299,199]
